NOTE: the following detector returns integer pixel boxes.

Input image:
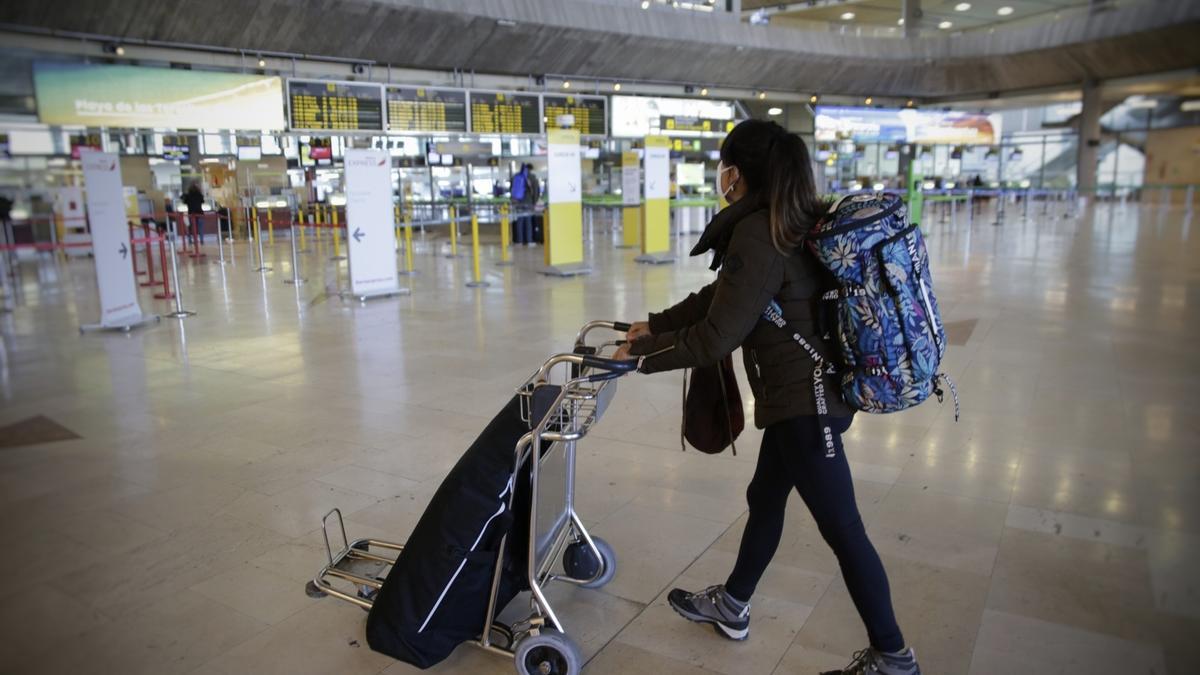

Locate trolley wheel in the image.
[304,581,326,599]
[562,537,616,589]
[513,630,582,675]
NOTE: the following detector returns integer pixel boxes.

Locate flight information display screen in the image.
[288,80,384,131]
[386,86,468,133]
[468,91,541,135]
[543,94,607,136]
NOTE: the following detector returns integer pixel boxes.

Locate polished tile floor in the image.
[0,199,1197,674]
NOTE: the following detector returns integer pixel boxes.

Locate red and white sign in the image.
[80,150,145,327]
[343,148,400,297]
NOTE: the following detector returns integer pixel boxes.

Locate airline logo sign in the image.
[80,150,145,326]
[343,149,400,296]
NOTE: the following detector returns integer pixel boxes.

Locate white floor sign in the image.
[344,149,404,299]
[80,150,151,330]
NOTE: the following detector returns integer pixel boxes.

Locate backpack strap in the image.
[761,300,838,458]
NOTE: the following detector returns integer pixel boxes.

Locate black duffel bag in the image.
[366,395,533,668]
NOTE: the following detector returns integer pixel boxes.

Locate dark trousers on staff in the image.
[724,415,905,653]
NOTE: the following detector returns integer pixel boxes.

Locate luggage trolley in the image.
[307,321,637,675]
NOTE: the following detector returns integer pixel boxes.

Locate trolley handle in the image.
[579,354,638,378]
[612,321,632,332]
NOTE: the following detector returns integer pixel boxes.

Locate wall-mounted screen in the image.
[611,95,736,138]
[386,86,468,133]
[468,91,541,135]
[543,94,607,136]
[33,63,286,130]
[815,106,1002,145]
[288,79,384,132]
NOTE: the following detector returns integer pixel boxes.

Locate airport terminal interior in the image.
[1,1,1199,674]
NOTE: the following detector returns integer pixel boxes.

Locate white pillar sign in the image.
[644,143,670,201]
[80,150,149,329]
[344,149,403,299]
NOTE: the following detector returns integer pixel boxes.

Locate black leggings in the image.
[724,415,905,653]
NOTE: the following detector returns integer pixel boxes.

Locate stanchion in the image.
[331,207,344,260]
[446,206,459,258]
[153,233,175,300]
[164,232,195,319]
[284,223,306,285]
[400,206,416,275]
[393,205,402,251]
[466,213,489,288]
[130,224,145,277]
[213,213,227,265]
[299,207,308,252]
[267,208,275,247]
[497,203,513,267]
[1023,189,1032,221]
[140,222,158,287]
[252,207,272,273]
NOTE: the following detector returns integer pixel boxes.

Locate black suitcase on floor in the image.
[365,395,534,669]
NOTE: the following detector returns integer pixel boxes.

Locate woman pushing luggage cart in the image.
[307,321,638,675]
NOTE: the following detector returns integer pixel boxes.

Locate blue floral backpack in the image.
[782,192,957,418]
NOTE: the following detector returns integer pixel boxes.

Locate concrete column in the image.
[903,0,921,38]
[1077,80,1102,198]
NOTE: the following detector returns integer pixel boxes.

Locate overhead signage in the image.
[80,150,147,328]
[815,106,1002,145]
[385,86,468,133]
[70,133,103,160]
[543,94,607,136]
[288,79,384,132]
[661,117,734,135]
[343,148,402,298]
[162,134,190,161]
[611,95,736,138]
[33,63,285,130]
[468,91,541,135]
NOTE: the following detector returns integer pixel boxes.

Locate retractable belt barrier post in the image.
[284,220,306,286]
[140,221,157,287]
[163,231,195,319]
[299,208,308,252]
[332,207,344,260]
[252,207,272,273]
[447,206,459,258]
[498,203,513,266]
[267,208,275,246]
[400,204,416,275]
[129,224,144,278]
[467,212,489,288]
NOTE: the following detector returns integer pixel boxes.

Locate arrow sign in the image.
[119,242,128,259]
[567,181,577,194]
[352,227,364,243]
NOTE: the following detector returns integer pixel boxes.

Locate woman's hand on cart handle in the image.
[625,321,651,342]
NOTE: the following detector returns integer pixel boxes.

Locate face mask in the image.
[715,162,736,202]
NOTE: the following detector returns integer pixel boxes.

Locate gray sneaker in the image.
[822,647,921,675]
[667,584,750,641]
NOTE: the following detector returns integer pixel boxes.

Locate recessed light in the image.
[938,20,953,29]
[1180,100,1200,112]
[865,97,873,105]
[613,82,622,91]
[898,18,905,25]
[758,91,767,100]
[810,95,819,104]
[701,87,709,96]
[955,2,971,11]
[257,58,266,68]
[997,6,1013,15]
[115,45,125,56]
[840,11,856,20]
[906,100,915,107]
[641,0,650,8]
[767,107,783,116]
[562,81,571,89]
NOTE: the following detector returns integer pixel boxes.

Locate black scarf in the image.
[689,194,769,271]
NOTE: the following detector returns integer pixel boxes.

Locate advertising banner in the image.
[343,149,402,298]
[620,150,641,249]
[80,150,146,328]
[815,106,1002,145]
[637,136,673,263]
[542,129,587,275]
[34,63,285,130]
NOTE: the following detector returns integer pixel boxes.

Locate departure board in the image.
[469,91,541,135]
[660,116,735,134]
[543,95,607,136]
[288,79,383,132]
[386,86,468,133]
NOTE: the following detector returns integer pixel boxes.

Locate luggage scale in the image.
[307,321,637,675]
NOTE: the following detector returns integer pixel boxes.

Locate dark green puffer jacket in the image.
[629,194,853,429]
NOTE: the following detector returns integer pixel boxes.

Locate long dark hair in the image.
[720,119,826,254]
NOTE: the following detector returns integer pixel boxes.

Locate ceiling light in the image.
[810,94,819,104]
[938,20,953,29]
[767,107,783,116]
[1128,98,1157,109]
[641,0,650,8]
[1181,100,1200,112]
[257,57,266,68]
[906,99,915,107]
[954,2,971,10]
[841,12,856,20]
[898,18,905,25]
[997,6,1013,15]
[700,87,709,96]
[115,45,125,56]
[865,97,873,105]
[758,91,767,100]
[562,81,571,89]
[613,82,622,91]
